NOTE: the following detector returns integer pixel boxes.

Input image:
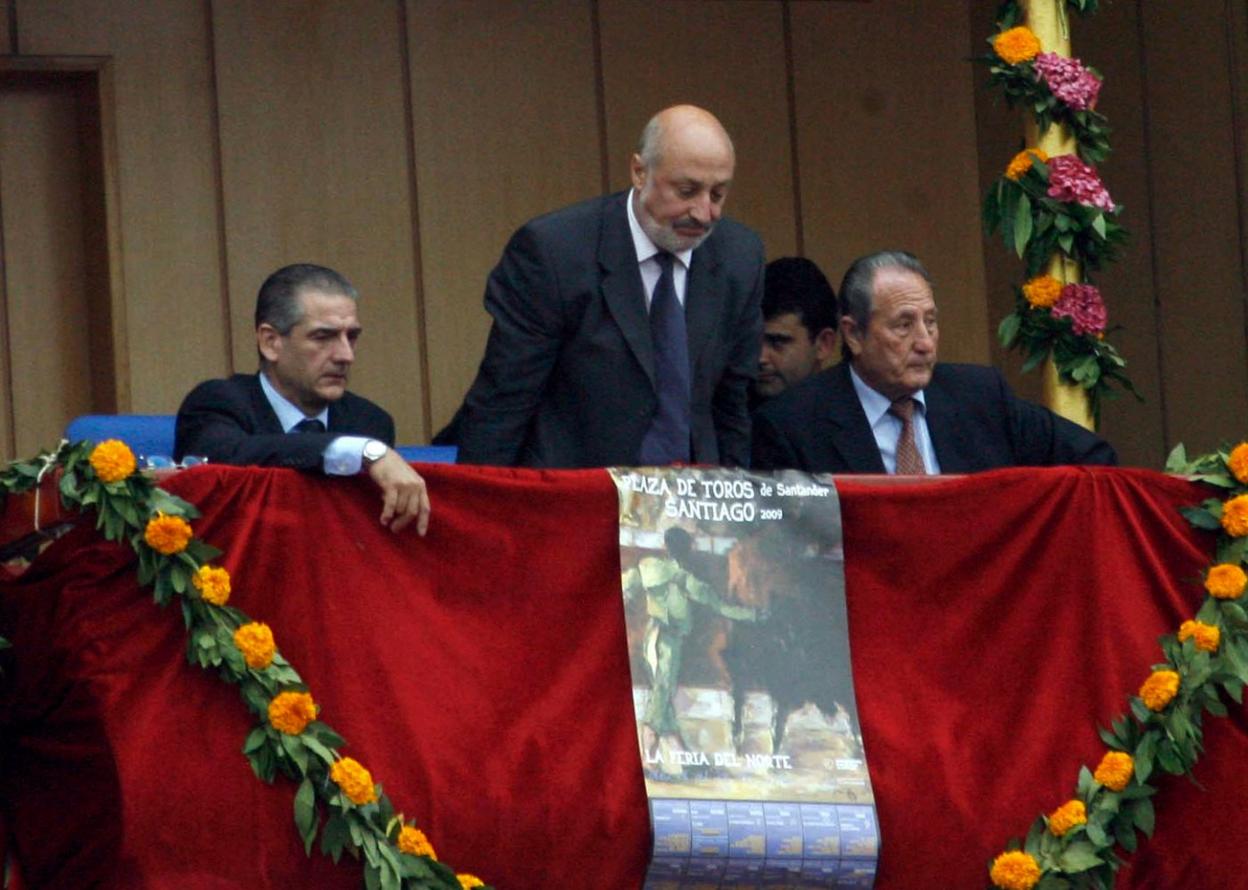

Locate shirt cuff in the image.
[323,436,368,476]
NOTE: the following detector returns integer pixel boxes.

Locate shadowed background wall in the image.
[1,0,1245,468]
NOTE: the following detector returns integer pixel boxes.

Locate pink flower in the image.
[1051,283,1107,336]
[1047,155,1115,212]
[1034,52,1102,111]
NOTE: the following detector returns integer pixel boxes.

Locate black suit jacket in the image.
[455,191,764,468]
[173,373,395,469]
[751,362,1116,473]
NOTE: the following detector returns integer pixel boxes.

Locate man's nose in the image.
[690,195,717,225]
[333,335,355,363]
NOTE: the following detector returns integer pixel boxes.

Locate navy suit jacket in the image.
[455,191,764,468]
[751,362,1116,473]
[173,373,395,469]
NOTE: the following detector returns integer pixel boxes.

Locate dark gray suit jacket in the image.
[455,191,764,468]
[173,373,395,469]
[751,362,1116,473]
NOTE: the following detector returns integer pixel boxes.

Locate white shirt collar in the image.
[625,189,694,270]
[259,370,329,433]
[848,363,927,427]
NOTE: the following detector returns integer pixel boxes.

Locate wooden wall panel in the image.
[1,0,11,54]
[213,0,425,440]
[19,0,224,416]
[1140,1,1248,456]
[598,0,796,260]
[792,0,990,364]
[407,0,601,435]
[0,84,93,457]
[1077,3,1167,466]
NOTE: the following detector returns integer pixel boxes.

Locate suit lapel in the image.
[923,366,971,472]
[684,240,720,373]
[247,374,287,434]
[599,194,656,390]
[821,364,888,473]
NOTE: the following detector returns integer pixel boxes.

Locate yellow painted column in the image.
[1024,0,1095,430]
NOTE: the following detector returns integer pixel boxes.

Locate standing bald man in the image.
[454,104,764,468]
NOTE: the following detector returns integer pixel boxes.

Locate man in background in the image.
[453,104,764,468]
[752,256,838,408]
[175,263,430,534]
[752,250,1116,473]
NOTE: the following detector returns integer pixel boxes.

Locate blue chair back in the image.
[395,445,457,464]
[65,414,177,460]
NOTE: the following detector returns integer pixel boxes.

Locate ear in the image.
[256,324,283,363]
[629,153,647,191]
[839,317,864,358]
[813,327,838,367]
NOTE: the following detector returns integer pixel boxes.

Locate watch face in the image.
[364,440,387,463]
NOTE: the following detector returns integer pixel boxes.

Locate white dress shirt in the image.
[259,371,368,475]
[625,188,694,308]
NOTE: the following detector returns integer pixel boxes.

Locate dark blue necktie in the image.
[292,418,326,433]
[638,252,691,465]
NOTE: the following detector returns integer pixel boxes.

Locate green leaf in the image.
[1057,841,1104,873]
[243,726,268,755]
[999,312,1022,348]
[281,732,310,774]
[294,778,318,856]
[1134,732,1156,783]
[1013,192,1033,257]
[1130,797,1155,838]
[320,814,351,864]
[1180,506,1221,530]
[302,733,337,767]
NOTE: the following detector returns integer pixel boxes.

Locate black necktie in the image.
[638,252,691,465]
[292,418,326,433]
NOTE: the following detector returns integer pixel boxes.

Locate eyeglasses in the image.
[138,455,209,471]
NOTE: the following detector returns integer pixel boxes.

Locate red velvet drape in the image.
[0,464,1242,889]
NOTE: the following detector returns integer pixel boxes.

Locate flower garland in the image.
[978,2,1139,421]
[0,439,490,890]
[988,441,1248,889]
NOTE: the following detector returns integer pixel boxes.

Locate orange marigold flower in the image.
[397,825,437,859]
[1221,494,1248,537]
[233,622,275,670]
[1005,148,1049,182]
[993,26,1042,65]
[457,876,485,890]
[89,439,137,483]
[1205,563,1247,599]
[1178,619,1221,653]
[1140,669,1180,711]
[192,565,231,606]
[268,691,317,735]
[144,512,193,555]
[1093,750,1134,791]
[1021,273,1062,308]
[1229,442,1248,484]
[330,757,377,805]
[989,850,1041,890]
[1047,799,1087,837]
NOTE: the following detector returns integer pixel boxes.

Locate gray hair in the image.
[838,250,932,361]
[255,263,358,335]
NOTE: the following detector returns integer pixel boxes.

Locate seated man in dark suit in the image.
[751,250,1115,474]
[453,104,764,468]
[175,263,430,534]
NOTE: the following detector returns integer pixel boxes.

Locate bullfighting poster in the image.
[610,467,878,889]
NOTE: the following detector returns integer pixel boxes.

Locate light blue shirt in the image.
[626,188,694,308]
[258,371,369,475]
[848,364,941,475]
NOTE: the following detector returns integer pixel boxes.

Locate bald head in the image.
[630,105,736,253]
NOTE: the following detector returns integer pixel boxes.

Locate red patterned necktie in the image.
[888,397,927,475]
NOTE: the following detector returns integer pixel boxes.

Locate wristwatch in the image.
[361,439,387,467]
